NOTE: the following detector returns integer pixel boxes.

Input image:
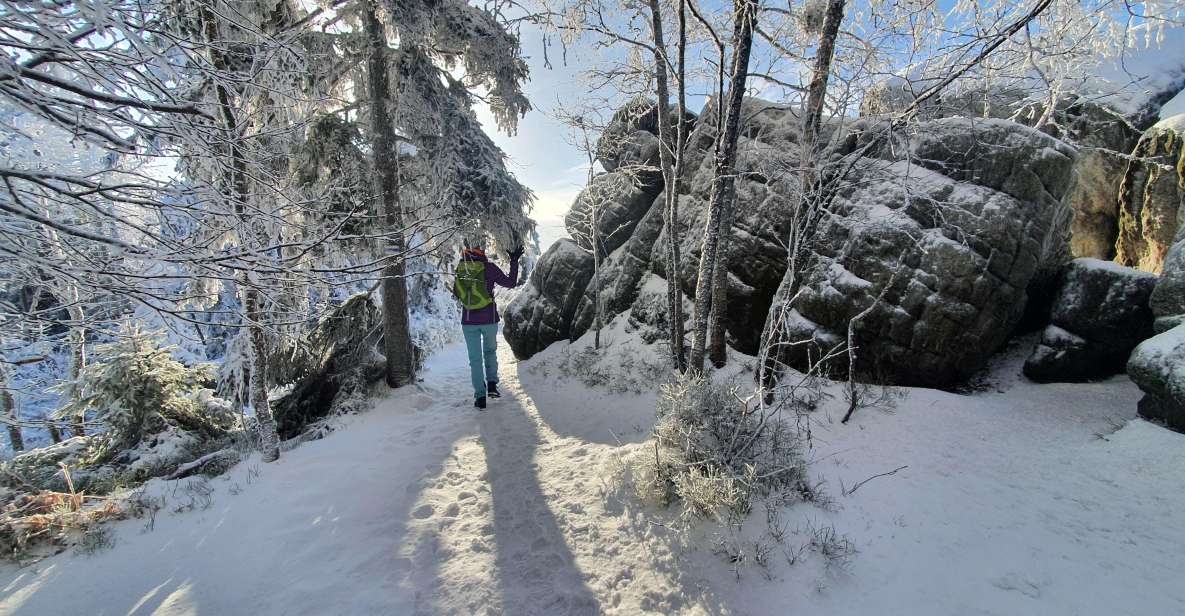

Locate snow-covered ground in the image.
[2,330,1183,616]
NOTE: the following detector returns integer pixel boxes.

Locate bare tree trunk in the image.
[706,197,732,368]
[803,0,846,149]
[364,2,416,388]
[67,304,86,437]
[670,0,688,372]
[757,0,846,392]
[201,5,281,462]
[244,281,280,461]
[688,0,757,373]
[593,225,603,349]
[2,365,21,453]
[648,0,688,372]
[43,230,89,436]
[47,422,62,443]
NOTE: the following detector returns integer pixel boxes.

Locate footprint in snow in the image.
[990,572,1046,599]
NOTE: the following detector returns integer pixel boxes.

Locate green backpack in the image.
[454,261,493,310]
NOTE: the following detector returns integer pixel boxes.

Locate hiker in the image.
[454,244,524,408]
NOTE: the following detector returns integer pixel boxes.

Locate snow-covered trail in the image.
[3,332,1185,616]
[0,341,704,616]
[393,346,712,615]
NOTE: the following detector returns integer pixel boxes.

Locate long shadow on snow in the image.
[478,396,601,615]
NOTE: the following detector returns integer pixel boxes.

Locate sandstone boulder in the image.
[1128,323,1185,431]
[503,239,595,359]
[1115,114,1185,272]
[506,100,1080,389]
[565,171,662,256]
[767,117,1076,387]
[1023,259,1157,382]
[595,97,694,174]
[1060,102,1142,260]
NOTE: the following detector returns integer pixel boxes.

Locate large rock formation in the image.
[647,100,806,353]
[503,239,596,359]
[1128,225,1185,431]
[505,99,1079,389]
[1060,103,1142,260]
[1023,259,1157,382]
[769,118,1077,386]
[860,81,1142,262]
[565,171,662,256]
[1115,114,1185,272]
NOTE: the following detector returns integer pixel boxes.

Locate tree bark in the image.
[364,2,416,389]
[67,304,86,437]
[802,0,845,148]
[757,0,845,391]
[688,0,757,373]
[201,5,281,462]
[244,282,280,461]
[2,365,21,453]
[706,199,732,368]
[648,0,689,373]
[42,229,89,436]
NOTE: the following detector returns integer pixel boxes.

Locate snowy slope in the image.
[2,330,1183,616]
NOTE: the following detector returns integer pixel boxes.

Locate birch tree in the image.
[647,0,690,372]
[687,0,757,374]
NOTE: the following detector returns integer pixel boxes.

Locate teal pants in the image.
[462,323,499,399]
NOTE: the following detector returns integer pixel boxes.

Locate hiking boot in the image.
[474,396,486,409]
[487,381,501,398]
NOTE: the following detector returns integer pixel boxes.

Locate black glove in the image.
[508,245,524,261]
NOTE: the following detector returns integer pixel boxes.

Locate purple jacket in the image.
[459,253,519,325]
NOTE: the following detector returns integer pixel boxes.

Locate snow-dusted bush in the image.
[632,373,815,528]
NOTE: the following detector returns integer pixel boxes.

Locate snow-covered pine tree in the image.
[289,0,535,387]
[164,0,328,461]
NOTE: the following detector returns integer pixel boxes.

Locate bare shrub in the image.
[75,524,114,555]
[803,517,857,573]
[639,373,816,528]
[171,477,214,513]
[608,371,854,578]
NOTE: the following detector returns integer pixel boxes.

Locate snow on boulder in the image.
[1023,259,1157,383]
[1115,114,1185,273]
[564,171,662,256]
[1149,227,1185,332]
[503,239,595,359]
[594,97,695,174]
[507,99,1078,386]
[766,118,1077,387]
[570,187,668,339]
[1127,323,1185,432]
[777,120,1075,388]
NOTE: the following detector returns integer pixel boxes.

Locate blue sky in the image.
[475,3,1185,254]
